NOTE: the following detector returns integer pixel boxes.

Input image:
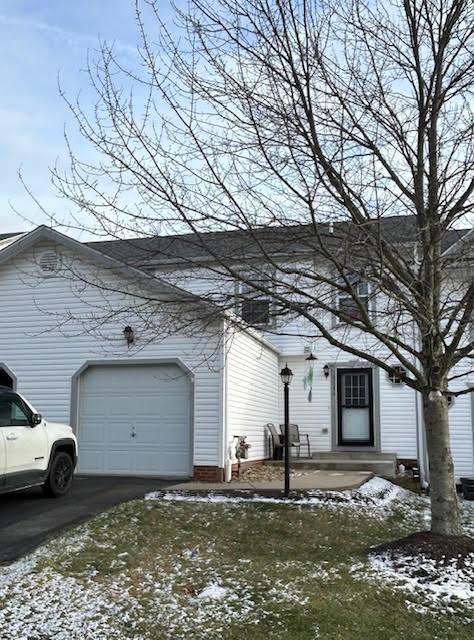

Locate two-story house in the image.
[0,216,472,483]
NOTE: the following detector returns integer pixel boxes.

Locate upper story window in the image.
[337,279,370,322]
[236,273,273,328]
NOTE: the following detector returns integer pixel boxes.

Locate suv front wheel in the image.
[43,451,74,497]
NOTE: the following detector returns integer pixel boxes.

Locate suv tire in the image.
[43,451,74,497]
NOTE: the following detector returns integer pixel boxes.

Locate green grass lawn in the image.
[0,488,473,639]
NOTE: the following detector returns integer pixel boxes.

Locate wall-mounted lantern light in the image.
[323,363,330,378]
[123,325,135,346]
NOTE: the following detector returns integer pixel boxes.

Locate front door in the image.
[337,368,374,446]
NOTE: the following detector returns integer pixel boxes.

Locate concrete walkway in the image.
[170,470,373,493]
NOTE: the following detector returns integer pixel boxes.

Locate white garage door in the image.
[78,363,192,476]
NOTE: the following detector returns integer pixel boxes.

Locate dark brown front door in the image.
[337,368,374,446]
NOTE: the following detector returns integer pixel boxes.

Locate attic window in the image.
[38,251,59,275]
[388,366,406,385]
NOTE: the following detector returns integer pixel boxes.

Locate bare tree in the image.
[34,0,474,535]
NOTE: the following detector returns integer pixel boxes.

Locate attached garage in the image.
[75,362,192,477]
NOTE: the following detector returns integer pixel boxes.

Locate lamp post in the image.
[280,363,293,498]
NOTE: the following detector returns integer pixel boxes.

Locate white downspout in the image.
[222,320,239,482]
[411,244,429,487]
[221,320,231,482]
[415,385,428,486]
[412,319,428,487]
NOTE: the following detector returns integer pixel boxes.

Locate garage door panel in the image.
[109,423,136,444]
[107,448,134,473]
[78,448,104,472]
[78,364,192,477]
[133,449,188,475]
[80,420,106,443]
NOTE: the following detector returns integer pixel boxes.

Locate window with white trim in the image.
[236,273,273,327]
[337,279,370,322]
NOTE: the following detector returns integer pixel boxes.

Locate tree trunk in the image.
[422,393,462,536]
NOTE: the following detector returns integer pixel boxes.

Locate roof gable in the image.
[0,226,198,302]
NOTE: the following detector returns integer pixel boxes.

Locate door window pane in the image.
[344,373,368,407]
[342,408,370,440]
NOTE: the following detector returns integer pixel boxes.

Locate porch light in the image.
[280,363,293,386]
[123,325,135,346]
[323,363,330,378]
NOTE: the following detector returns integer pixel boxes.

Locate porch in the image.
[265,451,397,478]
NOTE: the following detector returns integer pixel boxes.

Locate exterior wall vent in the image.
[38,251,60,276]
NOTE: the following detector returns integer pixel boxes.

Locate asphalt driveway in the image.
[0,476,175,564]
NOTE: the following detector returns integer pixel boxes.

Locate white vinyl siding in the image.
[379,370,418,458]
[448,391,474,479]
[277,356,332,454]
[225,328,280,460]
[0,242,224,468]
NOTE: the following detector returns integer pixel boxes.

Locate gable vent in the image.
[38,251,60,275]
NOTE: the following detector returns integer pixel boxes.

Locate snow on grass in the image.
[463,500,474,537]
[0,568,137,640]
[369,553,474,602]
[145,476,418,515]
[0,518,305,639]
[0,479,473,639]
[144,478,474,623]
[0,525,141,640]
[194,581,235,601]
[350,551,474,623]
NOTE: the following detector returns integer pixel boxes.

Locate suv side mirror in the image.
[30,413,42,427]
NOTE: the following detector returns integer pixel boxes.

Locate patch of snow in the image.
[353,476,411,505]
[146,477,414,512]
[369,552,474,601]
[352,551,474,621]
[195,581,233,601]
[0,565,139,640]
[268,580,309,605]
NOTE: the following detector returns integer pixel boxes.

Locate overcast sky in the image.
[0,0,174,235]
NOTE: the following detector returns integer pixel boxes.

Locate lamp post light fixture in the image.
[279,363,293,497]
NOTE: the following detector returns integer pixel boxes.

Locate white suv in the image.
[0,386,77,497]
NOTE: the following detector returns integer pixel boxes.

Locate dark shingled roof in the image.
[87,215,471,268]
[0,232,22,241]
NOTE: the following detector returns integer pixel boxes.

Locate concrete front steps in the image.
[266,451,397,478]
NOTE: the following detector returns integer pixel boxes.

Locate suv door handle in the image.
[6,434,18,441]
